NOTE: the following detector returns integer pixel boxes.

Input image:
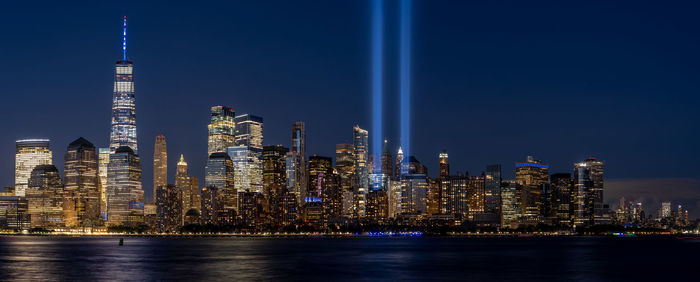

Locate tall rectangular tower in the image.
[109,17,138,154]
[15,139,52,197]
[291,122,306,204]
[153,135,167,203]
[353,125,369,217]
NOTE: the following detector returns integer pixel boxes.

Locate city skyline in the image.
[1,1,699,218]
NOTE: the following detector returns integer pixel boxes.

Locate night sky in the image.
[1,1,699,216]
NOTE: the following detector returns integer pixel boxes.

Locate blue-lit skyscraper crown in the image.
[110,16,138,154]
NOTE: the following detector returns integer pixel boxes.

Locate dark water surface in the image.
[0,236,696,281]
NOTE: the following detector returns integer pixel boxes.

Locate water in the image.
[0,236,696,281]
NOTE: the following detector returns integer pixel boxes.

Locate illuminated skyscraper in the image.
[14,139,52,197]
[109,16,138,154]
[189,177,200,213]
[380,140,393,178]
[285,152,302,204]
[335,143,355,217]
[155,184,181,232]
[235,114,263,149]
[515,156,549,219]
[500,180,520,228]
[400,174,428,215]
[550,173,572,226]
[63,137,101,227]
[153,135,167,203]
[573,158,604,227]
[307,155,333,200]
[291,122,307,202]
[395,147,405,178]
[228,146,255,193]
[238,190,263,227]
[205,153,236,212]
[440,175,468,218]
[233,114,264,193]
[207,106,236,155]
[200,186,219,225]
[26,165,64,228]
[176,154,198,217]
[484,164,501,215]
[263,145,288,220]
[106,146,144,226]
[438,150,449,178]
[467,175,485,220]
[387,179,402,218]
[98,148,110,217]
[353,125,369,217]
[307,155,341,221]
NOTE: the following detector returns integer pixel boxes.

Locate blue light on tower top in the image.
[122,16,127,61]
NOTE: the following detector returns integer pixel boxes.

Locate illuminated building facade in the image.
[279,189,298,226]
[238,190,263,227]
[400,174,428,215]
[98,148,110,217]
[335,143,355,217]
[291,122,306,204]
[353,125,369,217]
[153,135,167,203]
[207,106,236,155]
[395,147,405,179]
[189,177,200,213]
[200,186,219,225]
[573,158,604,227]
[0,196,30,229]
[106,146,144,226]
[484,164,501,215]
[26,165,64,228]
[367,189,388,221]
[63,137,101,227]
[307,155,333,200]
[438,150,449,178]
[515,156,549,219]
[380,140,393,178]
[109,17,138,154]
[234,114,263,193]
[155,184,182,232]
[263,145,288,220]
[285,152,302,204]
[467,175,485,220]
[176,155,199,218]
[14,139,52,197]
[387,179,401,218]
[205,152,236,213]
[439,175,468,218]
[500,180,520,228]
[550,173,572,226]
[307,155,341,221]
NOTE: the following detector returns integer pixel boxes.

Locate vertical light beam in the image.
[399,0,412,172]
[371,0,384,174]
[122,16,127,61]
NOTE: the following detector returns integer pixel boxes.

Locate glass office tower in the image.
[208,106,236,155]
[353,126,369,217]
[15,139,52,197]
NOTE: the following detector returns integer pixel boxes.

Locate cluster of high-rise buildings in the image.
[1,17,692,233]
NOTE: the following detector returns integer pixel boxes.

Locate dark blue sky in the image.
[1,1,699,213]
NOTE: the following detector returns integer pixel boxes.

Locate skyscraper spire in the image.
[122,16,127,61]
[109,16,137,154]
